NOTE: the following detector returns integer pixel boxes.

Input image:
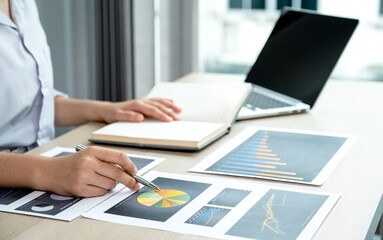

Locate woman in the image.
[0,0,181,197]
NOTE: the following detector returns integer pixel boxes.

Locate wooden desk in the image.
[1,73,383,240]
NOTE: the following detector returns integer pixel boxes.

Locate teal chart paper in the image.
[190,127,356,185]
[83,171,340,240]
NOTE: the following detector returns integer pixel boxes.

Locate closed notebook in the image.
[90,81,252,150]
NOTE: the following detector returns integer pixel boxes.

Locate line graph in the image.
[261,193,286,234]
[185,206,230,227]
[226,189,329,240]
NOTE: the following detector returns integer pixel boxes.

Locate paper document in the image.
[0,147,164,221]
[190,127,356,185]
[147,82,251,123]
[83,171,340,240]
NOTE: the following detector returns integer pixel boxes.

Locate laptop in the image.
[237,8,359,120]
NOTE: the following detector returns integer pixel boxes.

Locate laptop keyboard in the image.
[245,90,293,110]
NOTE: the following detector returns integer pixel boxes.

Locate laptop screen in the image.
[245,8,358,107]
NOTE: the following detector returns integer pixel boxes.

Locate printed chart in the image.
[16,193,81,216]
[186,206,230,227]
[208,188,250,207]
[137,189,190,208]
[226,189,329,240]
[83,171,340,240]
[0,147,164,221]
[0,189,33,206]
[190,127,355,185]
[105,177,210,222]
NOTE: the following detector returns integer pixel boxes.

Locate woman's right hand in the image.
[40,146,140,197]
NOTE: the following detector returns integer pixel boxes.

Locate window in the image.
[199,0,383,81]
[381,0,383,15]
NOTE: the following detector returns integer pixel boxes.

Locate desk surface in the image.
[1,73,383,240]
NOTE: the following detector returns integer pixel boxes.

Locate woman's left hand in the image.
[101,97,182,123]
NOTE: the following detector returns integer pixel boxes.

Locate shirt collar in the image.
[10,0,25,30]
[0,0,24,29]
[0,12,15,27]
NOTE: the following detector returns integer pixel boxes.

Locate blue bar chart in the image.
[205,129,348,183]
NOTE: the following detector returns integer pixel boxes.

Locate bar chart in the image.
[205,129,348,183]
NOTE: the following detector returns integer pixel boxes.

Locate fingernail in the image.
[133,183,140,191]
[135,115,144,122]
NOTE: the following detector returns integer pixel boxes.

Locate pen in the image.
[75,144,160,190]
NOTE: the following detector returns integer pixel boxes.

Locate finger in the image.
[150,98,182,113]
[145,101,181,121]
[115,110,144,122]
[85,147,137,176]
[87,170,117,190]
[135,102,174,122]
[127,98,174,121]
[80,185,109,198]
[94,160,138,190]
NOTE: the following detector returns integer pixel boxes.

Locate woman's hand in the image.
[101,97,182,123]
[40,146,139,197]
[54,96,182,126]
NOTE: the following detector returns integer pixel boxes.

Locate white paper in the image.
[92,121,225,142]
[0,147,164,221]
[83,171,340,240]
[147,82,251,123]
[190,127,356,185]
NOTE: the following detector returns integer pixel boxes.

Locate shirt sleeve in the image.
[53,88,68,98]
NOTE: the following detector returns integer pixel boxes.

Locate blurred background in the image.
[35,0,383,100]
[35,0,382,125]
[199,0,383,82]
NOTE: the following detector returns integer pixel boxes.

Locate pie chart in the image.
[137,189,190,208]
[31,203,54,212]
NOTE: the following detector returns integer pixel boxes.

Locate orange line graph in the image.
[261,194,286,235]
[205,208,213,225]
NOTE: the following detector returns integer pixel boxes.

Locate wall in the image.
[35,0,98,136]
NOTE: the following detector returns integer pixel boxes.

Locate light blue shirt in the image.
[0,0,65,150]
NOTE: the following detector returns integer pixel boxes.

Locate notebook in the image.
[237,8,359,120]
[90,82,252,151]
